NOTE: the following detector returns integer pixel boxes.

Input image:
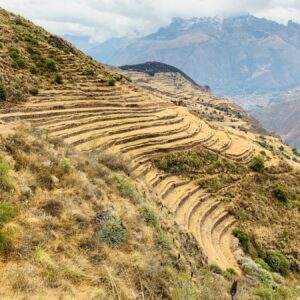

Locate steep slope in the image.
[0,8,300,299]
[91,15,300,108]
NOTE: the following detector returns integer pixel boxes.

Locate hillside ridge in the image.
[0,7,299,299]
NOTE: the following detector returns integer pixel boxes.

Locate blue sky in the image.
[1,0,300,43]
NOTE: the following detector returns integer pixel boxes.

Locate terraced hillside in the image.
[0,8,300,280]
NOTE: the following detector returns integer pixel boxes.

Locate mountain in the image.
[120,61,211,91]
[90,15,300,109]
[0,7,300,299]
[252,88,300,150]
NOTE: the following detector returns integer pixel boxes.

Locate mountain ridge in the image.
[86,15,300,109]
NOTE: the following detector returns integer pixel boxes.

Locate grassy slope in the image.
[0,7,299,300]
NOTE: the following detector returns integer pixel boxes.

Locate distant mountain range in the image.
[73,15,300,109]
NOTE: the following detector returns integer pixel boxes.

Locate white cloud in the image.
[1,0,300,43]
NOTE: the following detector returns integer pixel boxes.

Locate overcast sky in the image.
[1,0,300,43]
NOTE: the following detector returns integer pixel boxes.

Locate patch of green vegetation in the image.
[112,173,140,202]
[154,148,243,176]
[233,228,249,252]
[157,230,172,249]
[54,74,63,84]
[96,216,127,248]
[82,67,95,76]
[29,87,39,96]
[0,230,9,252]
[266,251,290,276]
[29,65,38,74]
[0,202,16,226]
[292,148,300,157]
[59,158,72,174]
[257,137,274,151]
[255,258,271,271]
[0,200,16,253]
[161,267,200,300]
[46,59,57,72]
[0,154,12,190]
[107,77,116,86]
[9,47,27,69]
[250,156,265,172]
[138,205,158,228]
[9,47,20,59]
[272,184,288,203]
[0,83,8,101]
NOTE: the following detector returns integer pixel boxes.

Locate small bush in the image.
[96,216,127,248]
[255,258,271,271]
[107,78,116,86]
[255,288,273,300]
[157,230,172,249]
[208,263,223,275]
[9,47,20,59]
[0,84,8,101]
[29,87,39,96]
[266,251,290,276]
[233,228,249,252]
[272,185,288,203]
[0,230,9,252]
[46,59,57,72]
[13,57,27,69]
[29,65,38,74]
[112,173,139,202]
[54,74,63,84]
[0,202,16,226]
[60,158,72,174]
[250,156,265,172]
[138,205,158,228]
[0,155,12,190]
[82,67,95,76]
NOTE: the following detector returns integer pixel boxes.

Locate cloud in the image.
[1,0,300,43]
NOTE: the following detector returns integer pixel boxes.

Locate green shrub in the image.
[255,288,273,300]
[0,155,12,190]
[29,87,39,96]
[0,230,9,252]
[12,57,27,69]
[0,202,15,226]
[233,228,249,252]
[255,258,271,271]
[60,158,72,174]
[29,65,38,74]
[82,67,95,76]
[208,263,223,275]
[266,251,290,276]
[112,173,139,202]
[107,78,116,86]
[9,47,20,59]
[0,84,8,101]
[272,185,288,203]
[157,230,172,249]
[138,205,158,228]
[54,74,63,84]
[46,59,57,72]
[96,216,127,248]
[292,148,300,157]
[250,156,265,172]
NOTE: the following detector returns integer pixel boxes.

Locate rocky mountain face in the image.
[88,15,300,109]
